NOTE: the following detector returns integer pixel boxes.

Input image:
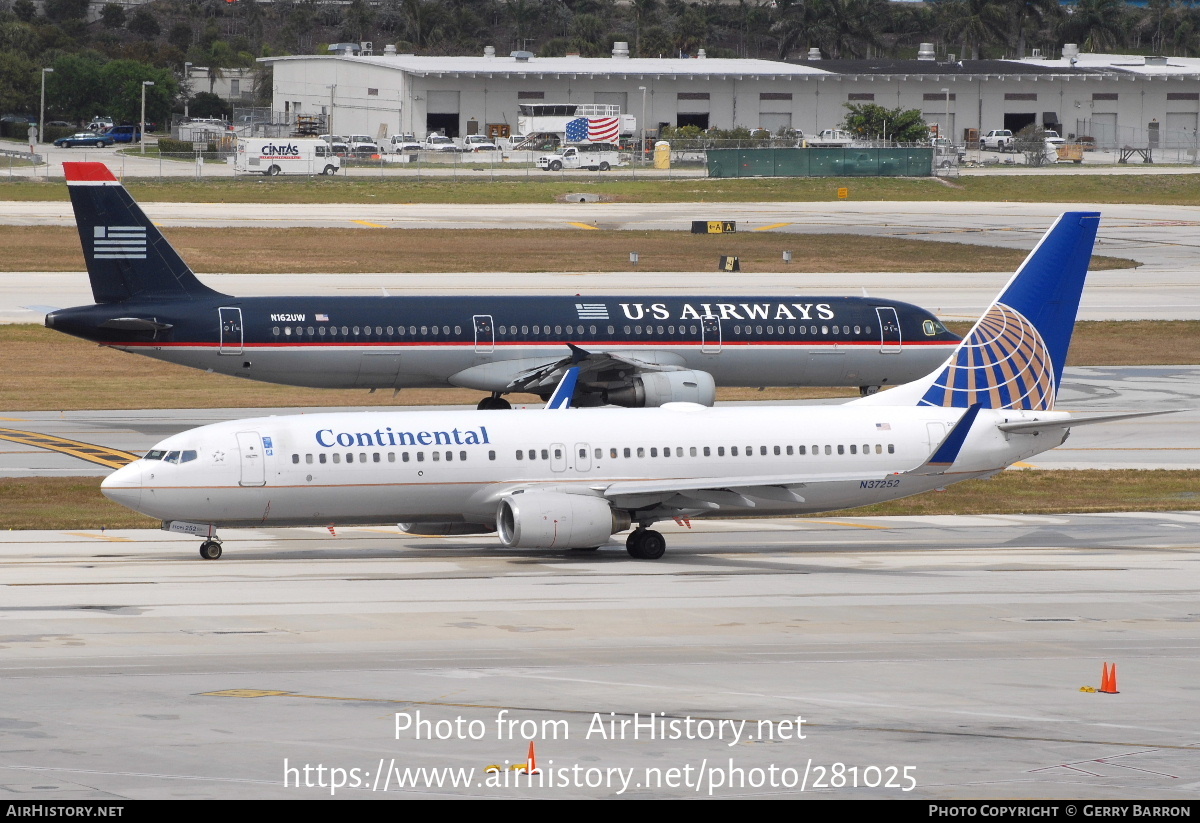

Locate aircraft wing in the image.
[503,345,691,394]
[602,471,881,510]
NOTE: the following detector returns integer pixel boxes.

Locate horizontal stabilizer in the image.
[997,409,1184,435]
[100,317,175,331]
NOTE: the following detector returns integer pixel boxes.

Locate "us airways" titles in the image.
[619,302,837,321]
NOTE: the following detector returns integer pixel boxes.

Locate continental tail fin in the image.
[64,162,225,304]
[853,211,1100,410]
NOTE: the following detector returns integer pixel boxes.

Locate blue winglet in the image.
[545,367,581,410]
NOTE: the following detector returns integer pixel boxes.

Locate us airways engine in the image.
[604,370,716,408]
[497,493,631,549]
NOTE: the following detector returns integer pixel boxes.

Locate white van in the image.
[536,142,626,171]
[234,138,341,176]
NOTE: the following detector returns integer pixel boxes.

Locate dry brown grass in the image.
[4,469,1196,531]
[3,322,1196,412]
[0,226,1136,274]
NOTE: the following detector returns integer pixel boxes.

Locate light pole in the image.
[140,80,154,154]
[183,62,192,118]
[941,87,950,144]
[327,84,337,136]
[39,67,53,145]
[638,85,647,165]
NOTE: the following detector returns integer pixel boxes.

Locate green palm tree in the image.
[1061,0,1127,53]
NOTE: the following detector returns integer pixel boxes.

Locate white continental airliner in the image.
[101,212,1168,560]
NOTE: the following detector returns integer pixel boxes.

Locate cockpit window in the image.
[165,451,181,463]
[180,450,198,463]
[923,319,948,336]
[144,450,166,460]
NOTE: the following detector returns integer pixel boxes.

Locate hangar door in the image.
[1165,112,1199,149]
[426,91,460,137]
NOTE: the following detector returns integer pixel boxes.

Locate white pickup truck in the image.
[979,129,1014,151]
[536,143,626,171]
[807,129,855,148]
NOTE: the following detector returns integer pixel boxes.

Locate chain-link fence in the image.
[1073,118,1200,164]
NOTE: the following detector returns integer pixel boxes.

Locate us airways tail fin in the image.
[64,162,225,304]
[853,211,1100,411]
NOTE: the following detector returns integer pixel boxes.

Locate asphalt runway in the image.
[1,512,1198,799]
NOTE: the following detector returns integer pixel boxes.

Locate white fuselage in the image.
[101,403,1067,531]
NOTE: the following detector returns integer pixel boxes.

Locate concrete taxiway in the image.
[0,512,1198,799]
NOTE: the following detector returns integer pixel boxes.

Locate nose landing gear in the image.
[199,538,223,560]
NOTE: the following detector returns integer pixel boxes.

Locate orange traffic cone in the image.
[1100,662,1120,694]
[526,740,541,774]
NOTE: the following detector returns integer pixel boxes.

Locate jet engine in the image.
[496,492,631,549]
[604,370,716,408]
[399,522,496,536]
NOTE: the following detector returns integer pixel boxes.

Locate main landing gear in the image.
[477,393,512,410]
[626,527,666,560]
[859,385,881,396]
[199,538,223,560]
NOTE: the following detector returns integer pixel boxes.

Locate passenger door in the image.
[236,431,266,487]
[219,307,243,355]
[701,316,722,354]
[473,314,495,353]
[875,307,902,354]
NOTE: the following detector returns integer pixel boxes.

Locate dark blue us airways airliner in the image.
[45,162,960,409]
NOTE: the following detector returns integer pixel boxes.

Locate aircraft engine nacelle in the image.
[399,522,496,536]
[496,492,630,549]
[605,370,716,408]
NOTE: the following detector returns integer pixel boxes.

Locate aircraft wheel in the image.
[626,529,665,560]
[859,385,880,396]
[266,165,281,176]
[477,395,512,410]
[199,540,223,560]
[599,162,610,171]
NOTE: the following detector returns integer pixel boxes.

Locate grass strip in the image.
[0,226,1137,274]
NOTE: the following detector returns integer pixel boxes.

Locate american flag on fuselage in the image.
[565,117,619,143]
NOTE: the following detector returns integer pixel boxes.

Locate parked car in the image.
[351,142,381,157]
[1041,129,1066,147]
[424,134,460,152]
[54,132,114,148]
[387,133,422,153]
[979,129,1014,151]
[103,125,142,143]
[87,116,114,132]
[463,134,498,151]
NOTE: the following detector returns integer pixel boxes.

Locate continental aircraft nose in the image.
[101,462,143,512]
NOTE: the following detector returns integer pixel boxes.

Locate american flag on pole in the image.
[565,117,620,143]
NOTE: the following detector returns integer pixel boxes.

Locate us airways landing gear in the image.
[199,538,223,560]
[477,393,512,410]
[626,528,666,560]
[859,385,881,396]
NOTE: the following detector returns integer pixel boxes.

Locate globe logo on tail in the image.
[919,303,1055,411]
